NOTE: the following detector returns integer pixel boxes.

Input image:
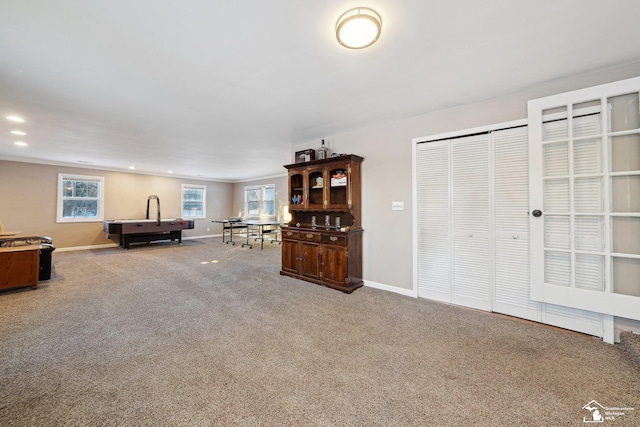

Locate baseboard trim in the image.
[55,235,222,251]
[183,234,222,240]
[364,280,417,298]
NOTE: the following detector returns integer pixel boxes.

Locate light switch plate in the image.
[391,201,404,211]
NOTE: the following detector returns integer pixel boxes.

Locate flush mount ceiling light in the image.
[336,7,382,49]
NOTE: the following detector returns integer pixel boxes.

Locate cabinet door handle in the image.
[306,233,313,238]
[330,236,338,241]
[286,232,293,236]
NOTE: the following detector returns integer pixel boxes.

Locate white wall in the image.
[0,160,233,248]
[295,62,640,293]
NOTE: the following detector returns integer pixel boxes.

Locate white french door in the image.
[529,76,640,322]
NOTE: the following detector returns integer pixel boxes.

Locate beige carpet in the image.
[1,239,639,426]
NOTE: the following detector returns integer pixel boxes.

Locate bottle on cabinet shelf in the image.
[317,139,329,160]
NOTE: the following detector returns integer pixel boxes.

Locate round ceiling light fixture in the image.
[336,7,382,49]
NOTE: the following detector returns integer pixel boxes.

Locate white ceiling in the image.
[1,1,640,181]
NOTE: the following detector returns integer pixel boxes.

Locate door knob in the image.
[532,209,542,217]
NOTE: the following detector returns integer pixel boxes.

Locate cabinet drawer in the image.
[322,234,347,246]
[282,229,299,240]
[300,231,321,242]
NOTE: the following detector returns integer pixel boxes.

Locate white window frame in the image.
[57,173,104,223]
[181,184,207,219]
[244,184,276,220]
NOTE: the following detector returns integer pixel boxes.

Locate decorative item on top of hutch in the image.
[295,149,315,163]
[280,154,364,293]
[316,139,329,159]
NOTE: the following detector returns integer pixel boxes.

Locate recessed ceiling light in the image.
[10,130,26,136]
[129,166,135,170]
[14,141,28,146]
[168,170,173,174]
[6,115,25,123]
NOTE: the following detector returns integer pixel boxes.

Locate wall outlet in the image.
[207,227,210,232]
[391,201,404,211]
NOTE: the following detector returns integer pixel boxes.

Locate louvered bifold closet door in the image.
[492,127,542,321]
[416,140,451,301]
[451,134,491,310]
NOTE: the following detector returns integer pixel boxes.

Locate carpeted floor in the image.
[1,239,639,426]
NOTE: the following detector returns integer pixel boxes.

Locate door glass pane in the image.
[544,179,570,212]
[608,92,640,132]
[574,138,602,174]
[573,100,601,137]
[610,134,640,172]
[612,257,640,296]
[543,142,568,176]
[575,216,603,251]
[545,216,570,249]
[574,177,603,213]
[611,175,640,212]
[542,107,568,141]
[612,217,640,255]
[576,253,604,291]
[545,251,571,286]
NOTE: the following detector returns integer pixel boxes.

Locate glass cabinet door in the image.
[289,172,304,209]
[328,165,349,208]
[307,167,325,208]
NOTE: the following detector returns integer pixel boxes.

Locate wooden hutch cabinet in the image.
[280,154,363,293]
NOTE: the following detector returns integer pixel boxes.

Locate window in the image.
[244,184,275,219]
[181,184,206,218]
[57,173,104,223]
